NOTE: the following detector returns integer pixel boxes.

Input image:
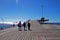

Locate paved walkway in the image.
[0,20,60,40]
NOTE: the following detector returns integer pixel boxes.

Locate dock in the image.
[0,20,60,40]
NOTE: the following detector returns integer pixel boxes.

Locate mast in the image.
[41,5,44,17]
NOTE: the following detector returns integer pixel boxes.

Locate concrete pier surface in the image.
[0,20,60,40]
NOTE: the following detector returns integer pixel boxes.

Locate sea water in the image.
[0,23,13,30]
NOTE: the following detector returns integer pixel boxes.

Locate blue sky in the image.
[0,0,60,22]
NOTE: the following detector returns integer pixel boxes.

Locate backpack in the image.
[18,23,21,27]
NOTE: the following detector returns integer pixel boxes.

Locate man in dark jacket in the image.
[27,22,31,30]
[23,22,26,31]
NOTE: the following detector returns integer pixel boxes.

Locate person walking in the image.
[27,22,31,30]
[23,22,26,31]
[18,21,22,31]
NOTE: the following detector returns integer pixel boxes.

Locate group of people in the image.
[18,21,31,31]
